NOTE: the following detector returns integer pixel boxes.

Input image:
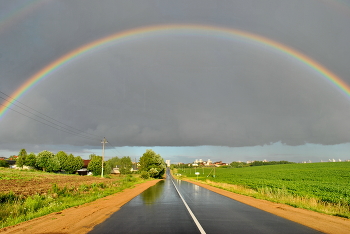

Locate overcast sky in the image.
[1,0,350,163]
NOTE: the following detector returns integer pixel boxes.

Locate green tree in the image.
[140,171,150,179]
[63,154,83,174]
[73,155,84,173]
[87,155,103,176]
[0,160,9,167]
[106,156,120,168]
[139,149,166,179]
[118,156,133,174]
[36,150,54,171]
[46,154,60,172]
[16,149,27,168]
[105,156,120,175]
[230,161,248,168]
[25,153,37,168]
[56,151,68,171]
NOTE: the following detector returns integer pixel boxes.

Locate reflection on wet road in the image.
[140,180,165,205]
[89,170,322,234]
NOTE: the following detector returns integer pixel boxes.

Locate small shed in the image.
[77,168,88,176]
[111,167,120,174]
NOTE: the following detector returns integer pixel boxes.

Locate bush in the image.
[140,171,150,179]
[139,149,166,178]
[87,155,103,176]
[23,195,45,213]
[0,192,18,203]
[0,160,9,168]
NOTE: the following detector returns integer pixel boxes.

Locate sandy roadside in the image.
[0,179,162,234]
[0,178,349,234]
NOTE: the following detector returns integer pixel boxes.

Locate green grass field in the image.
[175,162,350,217]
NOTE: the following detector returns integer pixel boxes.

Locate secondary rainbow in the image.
[0,0,43,33]
[1,24,349,119]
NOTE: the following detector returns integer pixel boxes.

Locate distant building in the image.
[83,160,91,168]
[131,162,139,172]
[8,156,18,160]
[111,167,120,174]
[206,159,212,166]
[6,160,17,168]
[165,160,171,167]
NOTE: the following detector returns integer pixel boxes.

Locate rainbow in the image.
[1,24,349,119]
[0,0,43,33]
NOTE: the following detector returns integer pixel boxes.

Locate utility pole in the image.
[101,137,108,178]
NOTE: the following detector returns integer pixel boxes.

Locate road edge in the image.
[183,178,350,234]
[0,179,163,234]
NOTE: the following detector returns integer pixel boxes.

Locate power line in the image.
[105,138,126,157]
[0,91,129,153]
[0,103,97,140]
[0,101,98,140]
[0,91,103,139]
[0,92,100,141]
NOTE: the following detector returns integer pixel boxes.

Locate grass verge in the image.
[0,174,151,228]
[172,169,350,218]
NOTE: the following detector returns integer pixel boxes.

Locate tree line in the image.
[15,149,84,173]
[95,149,167,178]
[87,154,134,176]
[1,148,167,179]
[230,160,294,168]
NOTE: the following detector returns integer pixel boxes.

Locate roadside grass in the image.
[172,163,350,218]
[0,167,44,181]
[200,179,350,218]
[0,174,150,228]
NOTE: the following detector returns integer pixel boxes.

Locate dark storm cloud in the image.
[1,0,350,152]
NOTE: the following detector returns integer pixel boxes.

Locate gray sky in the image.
[1,0,350,163]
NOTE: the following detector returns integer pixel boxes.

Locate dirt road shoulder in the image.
[0,179,162,234]
[185,179,350,234]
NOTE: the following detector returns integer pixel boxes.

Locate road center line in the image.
[171,178,206,234]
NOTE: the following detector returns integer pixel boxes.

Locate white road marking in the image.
[171,178,206,234]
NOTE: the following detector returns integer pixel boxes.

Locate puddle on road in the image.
[140,180,165,205]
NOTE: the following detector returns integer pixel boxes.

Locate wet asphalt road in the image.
[89,170,323,234]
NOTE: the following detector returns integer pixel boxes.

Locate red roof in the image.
[83,160,91,167]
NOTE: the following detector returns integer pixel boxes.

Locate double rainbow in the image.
[1,24,349,119]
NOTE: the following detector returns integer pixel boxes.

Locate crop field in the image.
[176,162,350,217]
[0,168,116,197]
[0,168,143,228]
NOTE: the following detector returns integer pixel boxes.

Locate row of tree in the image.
[230,160,294,168]
[87,149,167,179]
[10,148,167,179]
[16,149,83,173]
[86,154,134,176]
